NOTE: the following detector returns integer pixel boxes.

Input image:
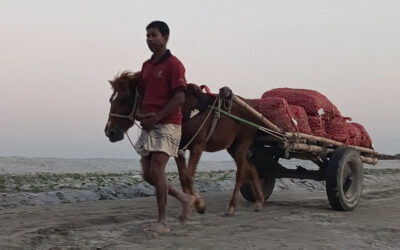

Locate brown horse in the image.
[105,71,265,216]
[176,84,264,215]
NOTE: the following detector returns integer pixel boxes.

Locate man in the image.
[134,21,194,234]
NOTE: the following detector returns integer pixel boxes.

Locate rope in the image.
[125,132,136,149]
[123,95,221,155]
[208,105,286,141]
[205,97,222,142]
[178,95,220,155]
[109,86,139,122]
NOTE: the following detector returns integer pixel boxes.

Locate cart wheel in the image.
[240,175,276,202]
[326,147,363,211]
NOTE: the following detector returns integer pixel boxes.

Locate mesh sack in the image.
[308,116,327,137]
[346,123,362,146]
[256,97,297,132]
[289,105,312,134]
[323,116,349,143]
[351,122,373,149]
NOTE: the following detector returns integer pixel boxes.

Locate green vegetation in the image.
[1,168,396,194]
[0,172,144,193]
[0,170,236,194]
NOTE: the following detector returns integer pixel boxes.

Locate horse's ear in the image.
[108,80,113,85]
[133,71,141,79]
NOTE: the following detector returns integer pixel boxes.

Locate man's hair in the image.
[146,21,170,37]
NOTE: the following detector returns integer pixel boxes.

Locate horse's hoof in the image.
[178,214,189,222]
[196,205,206,214]
[195,199,206,214]
[223,211,235,217]
[223,208,235,217]
[254,203,263,212]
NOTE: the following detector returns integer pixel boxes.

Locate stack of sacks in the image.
[253,88,373,149]
[261,88,341,117]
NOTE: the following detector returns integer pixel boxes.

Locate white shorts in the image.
[134,123,181,157]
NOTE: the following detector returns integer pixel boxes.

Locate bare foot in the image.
[178,195,196,222]
[144,221,170,236]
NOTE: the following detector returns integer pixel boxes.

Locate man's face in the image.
[146,28,168,53]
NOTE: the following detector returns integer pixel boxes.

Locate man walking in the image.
[135,21,194,234]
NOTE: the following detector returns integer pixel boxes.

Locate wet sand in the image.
[1,182,399,250]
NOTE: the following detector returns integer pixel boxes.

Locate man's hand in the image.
[140,113,160,130]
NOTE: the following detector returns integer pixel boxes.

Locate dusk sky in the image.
[1,0,399,159]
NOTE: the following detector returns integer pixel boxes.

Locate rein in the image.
[178,92,221,155]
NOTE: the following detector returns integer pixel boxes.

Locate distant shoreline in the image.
[380,154,400,160]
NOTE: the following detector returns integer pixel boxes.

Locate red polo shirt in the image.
[139,50,187,125]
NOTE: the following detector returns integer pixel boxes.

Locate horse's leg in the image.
[174,154,190,194]
[224,147,242,216]
[246,161,265,212]
[225,145,264,215]
[186,145,206,214]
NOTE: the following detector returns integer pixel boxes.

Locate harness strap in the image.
[178,95,220,155]
[208,105,286,141]
[109,86,139,122]
[205,97,222,142]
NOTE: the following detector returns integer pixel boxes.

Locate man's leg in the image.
[149,152,170,233]
[149,152,195,232]
[150,152,169,221]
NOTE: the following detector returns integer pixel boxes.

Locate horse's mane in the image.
[109,71,140,91]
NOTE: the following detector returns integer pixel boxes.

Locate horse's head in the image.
[105,71,141,142]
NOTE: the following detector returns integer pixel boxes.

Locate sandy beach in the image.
[0,157,399,249]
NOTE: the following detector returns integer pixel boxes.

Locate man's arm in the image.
[140,91,185,130]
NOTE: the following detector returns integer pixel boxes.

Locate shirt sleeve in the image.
[169,59,187,95]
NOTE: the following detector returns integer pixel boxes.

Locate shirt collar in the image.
[150,50,172,65]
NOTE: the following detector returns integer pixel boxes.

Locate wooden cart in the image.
[217,87,379,211]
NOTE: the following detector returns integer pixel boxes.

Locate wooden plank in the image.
[285,132,379,156]
[286,142,378,165]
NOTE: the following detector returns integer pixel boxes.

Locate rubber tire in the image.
[326,147,364,211]
[240,175,276,202]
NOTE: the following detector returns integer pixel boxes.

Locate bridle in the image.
[108,86,139,123]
